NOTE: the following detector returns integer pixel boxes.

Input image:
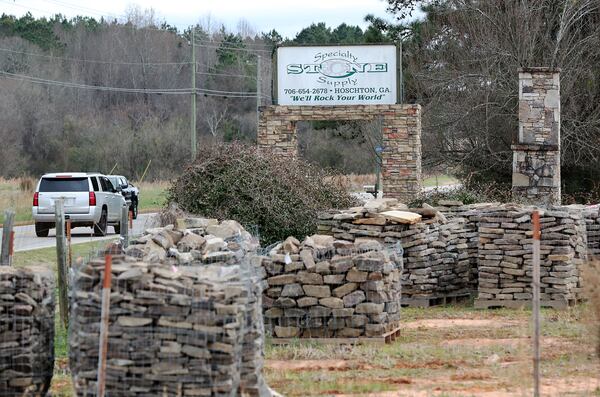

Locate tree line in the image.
[1,1,600,199]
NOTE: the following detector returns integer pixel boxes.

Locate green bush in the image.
[168,142,357,244]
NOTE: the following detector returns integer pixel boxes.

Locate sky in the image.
[1,0,396,38]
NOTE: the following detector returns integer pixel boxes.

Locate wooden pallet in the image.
[473,298,577,310]
[401,293,472,308]
[269,326,401,346]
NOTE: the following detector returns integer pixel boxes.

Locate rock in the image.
[281,283,304,298]
[319,297,344,309]
[346,268,368,282]
[152,230,174,250]
[299,249,316,270]
[206,220,243,239]
[303,285,331,298]
[203,237,227,253]
[296,297,318,307]
[333,283,358,298]
[274,326,300,338]
[117,316,153,327]
[355,303,384,314]
[354,252,385,272]
[268,274,297,286]
[177,233,206,252]
[310,234,335,248]
[296,272,323,285]
[380,210,422,224]
[282,236,300,254]
[343,290,367,307]
[177,217,218,229]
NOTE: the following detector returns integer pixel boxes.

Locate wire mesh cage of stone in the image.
[261,236,404,340]
[0,266,55,397]
[68,218,269,396]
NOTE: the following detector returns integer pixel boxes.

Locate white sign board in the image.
[276,45,397,106]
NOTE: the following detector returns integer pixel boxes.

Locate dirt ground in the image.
[264,304,600,396]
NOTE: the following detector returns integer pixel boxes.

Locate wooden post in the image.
[120,204,129,248]
[67,218,72,267]
[97,254,112,397]
[55,199,69,328]
[129,210,133,230]
[9,231,14,266]
[532,210,541,397]
[1,209,15,265]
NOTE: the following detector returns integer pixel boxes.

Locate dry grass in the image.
[583,260,600,357]
[264,305,600,396]
[0,177,36,223]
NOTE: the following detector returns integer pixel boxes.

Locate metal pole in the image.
[1,209,15,266]
[256,55,262,133]
[97,254,112,397]
[532,209,541,397]
[191,26,197,160]
[400,40,404,103]
[55,199,69,328]
[120,204,129,248]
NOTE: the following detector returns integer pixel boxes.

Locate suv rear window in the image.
[39,177,89,192]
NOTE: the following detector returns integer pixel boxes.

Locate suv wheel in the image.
[35,222,49,238]
[114,222,121,235]
[94,209,107,237]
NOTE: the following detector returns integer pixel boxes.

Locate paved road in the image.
[0,213,158,252]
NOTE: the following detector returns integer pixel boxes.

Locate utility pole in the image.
[191,26,197,160]
[256,55,262,133]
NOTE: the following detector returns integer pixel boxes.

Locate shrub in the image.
[168,142,358,244]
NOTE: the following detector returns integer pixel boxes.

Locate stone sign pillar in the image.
[512,67,561,205]
[258,104,422,202]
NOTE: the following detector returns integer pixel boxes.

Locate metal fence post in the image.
[120,204,129,248]
[1,209,15,266]
[532,209,541,397]
[55,199,69,328]
[97,253,112,397]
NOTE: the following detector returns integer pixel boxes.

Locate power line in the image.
[0,47,191,66]
[41,0,124,20]
[0,71,192,94]
[0,70,269,98]
[196,70,255,79]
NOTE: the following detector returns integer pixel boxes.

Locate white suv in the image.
[32,172,127,237]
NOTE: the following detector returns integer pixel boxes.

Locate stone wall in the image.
[0,266,54,397]
[262,235,403,338]
[258,104,422,202]
[473,205,586,309]
[512,67,561,205]
[69,220,271,397]
[318,199,479,303]
[318,200,594,309]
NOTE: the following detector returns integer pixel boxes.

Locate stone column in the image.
[512,67,561,205]
[258,106,298,157]
[381,104,422,202]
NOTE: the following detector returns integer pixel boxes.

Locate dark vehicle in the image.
[107,175,140,219]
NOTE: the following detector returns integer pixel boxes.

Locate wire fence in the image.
[68,218,269,396]
[1,203,600,396]
[261,238,404,340]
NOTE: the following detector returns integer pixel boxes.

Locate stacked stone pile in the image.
[261,235,403,338]
[317,199,476,301]
[474,205,587,308]
[0,266,54,397]
[70,219,271,397]
[580,205,600,257]
[434,203,497,292]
